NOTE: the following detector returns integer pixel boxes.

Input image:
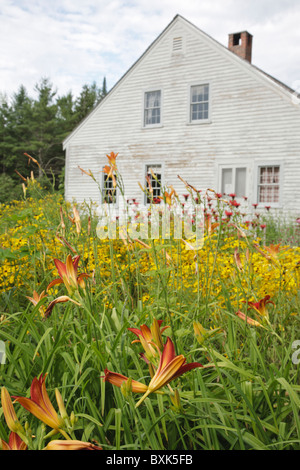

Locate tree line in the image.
[0,77,108,202]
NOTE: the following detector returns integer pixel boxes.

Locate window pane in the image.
[144,91,161,126]
[103,175,117,203]
[221,168,232,194]
[258,166,280,203]
[190,84,209,121]
[146,165,162,203]
[235,167,246,198]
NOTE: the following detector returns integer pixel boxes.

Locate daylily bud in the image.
[121,377,132,399]
[170,389,182,411]
[1,387,20,433]
[44,439,102,450]
[151,318,164,350]
[55,389,68,421]
[70,411,76,427]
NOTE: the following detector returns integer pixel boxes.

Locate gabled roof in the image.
[63,14,299,148]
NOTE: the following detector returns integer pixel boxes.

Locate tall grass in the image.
[0,171,299,450]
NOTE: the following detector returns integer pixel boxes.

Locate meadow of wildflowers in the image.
[0,153,299,451]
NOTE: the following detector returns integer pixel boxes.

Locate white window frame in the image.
[254,161,283,207]
[218,164,248,199]
[142,89,163,128]
[143,163,164,205]
[188,82,211,124]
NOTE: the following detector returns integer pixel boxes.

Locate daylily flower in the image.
[246,295,275,320]
[68,206,81,235]
[13,374,64,431]
[128,319,169,358]
[106,151,118,169]
[26,290,47,316]
[264,244,283,258]
[43,440,102,450]
[0,432,27,450]
[44,296,82,319]
[46,255,90,294]
[234,248,243,271]
[103,165,117,188]
[161,188,175,206]
[78,166,95,179]
[135,337,202,407]
[236,310,263,327]
[102,369,148,394]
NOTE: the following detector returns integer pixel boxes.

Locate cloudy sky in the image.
[1,0,300,100]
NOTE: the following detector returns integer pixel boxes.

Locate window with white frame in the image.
[102,170,117,204]
[145,164,162,203]
[190,84,209,122]
[257,165,280,204]
[221,166,247,198]
[144,90,161,126]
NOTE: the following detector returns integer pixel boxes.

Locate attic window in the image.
[172,37,183,52]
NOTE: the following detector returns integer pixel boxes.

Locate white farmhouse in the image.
[63,14,300,214]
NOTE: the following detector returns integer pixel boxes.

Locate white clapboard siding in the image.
[63,15,300,214]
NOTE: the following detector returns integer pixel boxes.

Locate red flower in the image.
[230,200,240,208]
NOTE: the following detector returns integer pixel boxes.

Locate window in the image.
[144,91,161,126]
[257,166,280,204]
[190,84,209,122]
[102,170,117,204]
[221,166,247,198]
[145,164,162,203]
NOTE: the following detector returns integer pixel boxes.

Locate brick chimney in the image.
[228,31,253,63]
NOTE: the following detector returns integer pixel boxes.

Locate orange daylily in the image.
[24,152,40,168]
[246,295,275,320]
[46,255,90,294]
[26,290,47,316]
[68,206,81,235]
[128,319,169,358]
[102,369,148,394]
[13,374,64,431]
[78,166,95,178]
[264,244,284,258]
[103,165,117,188]
[236,310,263,328]
[106,151,118,168]
[43,440,102,450]
[0,432,27,450]
[162,188,175,206]
[44,296,82,319]
[135,337,202,407]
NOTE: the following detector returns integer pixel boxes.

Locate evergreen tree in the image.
[0,76,107,202]
[102,76,108,98]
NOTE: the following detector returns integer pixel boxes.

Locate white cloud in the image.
[0,0,299,100]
